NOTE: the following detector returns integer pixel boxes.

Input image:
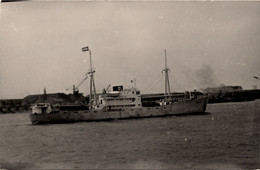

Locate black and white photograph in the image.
[0,0,259,169]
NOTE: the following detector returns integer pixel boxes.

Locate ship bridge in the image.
[97,85,142,110]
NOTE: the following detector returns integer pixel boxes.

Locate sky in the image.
[0,1,260,99]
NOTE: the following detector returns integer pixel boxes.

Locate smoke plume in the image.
[195,64,217,89]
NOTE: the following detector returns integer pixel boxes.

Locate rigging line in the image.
[146,74,163,94]
[76,74,88,84]
[169,70,186,88]
[143,73,163,94]
[169,74,179,91]
[143,71,163,93]
[169,72,186,92]
[143,73,162,94]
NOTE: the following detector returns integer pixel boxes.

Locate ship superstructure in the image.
[98,85,142,111]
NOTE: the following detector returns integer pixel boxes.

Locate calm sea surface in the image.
[0,101,259,169]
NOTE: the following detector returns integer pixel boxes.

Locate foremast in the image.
[82,46,97,110]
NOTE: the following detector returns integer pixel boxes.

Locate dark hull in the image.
[30,96,208,124]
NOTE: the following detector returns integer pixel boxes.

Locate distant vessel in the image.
[30,48,208,124]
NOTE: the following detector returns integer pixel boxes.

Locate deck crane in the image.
[74,75,88,95]
[66,75,88,95]
[106,84,111,92]
[103,84,111,94]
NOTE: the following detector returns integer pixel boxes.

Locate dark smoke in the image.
[195,64,217,89]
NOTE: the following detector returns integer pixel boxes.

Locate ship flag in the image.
[254,76,260,80]
[82,46,89,52]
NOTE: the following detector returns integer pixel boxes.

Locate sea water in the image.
[0,101,259,169]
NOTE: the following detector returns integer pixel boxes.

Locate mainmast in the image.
[82,46,97,109]
[162,49,171,96]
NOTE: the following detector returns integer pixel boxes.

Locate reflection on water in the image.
[0,101,259,169]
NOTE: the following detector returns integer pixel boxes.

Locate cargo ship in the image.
[30,48,208,124]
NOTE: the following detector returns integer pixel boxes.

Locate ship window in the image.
[100,100,102,104]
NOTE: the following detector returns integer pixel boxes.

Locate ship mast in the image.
[162,49,171,97]
[82,46,97,110]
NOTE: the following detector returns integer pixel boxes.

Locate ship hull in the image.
[30,96,208,124]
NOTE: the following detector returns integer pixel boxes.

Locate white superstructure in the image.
[97,85,142,110]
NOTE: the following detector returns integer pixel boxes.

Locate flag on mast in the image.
[254,76,260,80]
[82,46,89,52]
